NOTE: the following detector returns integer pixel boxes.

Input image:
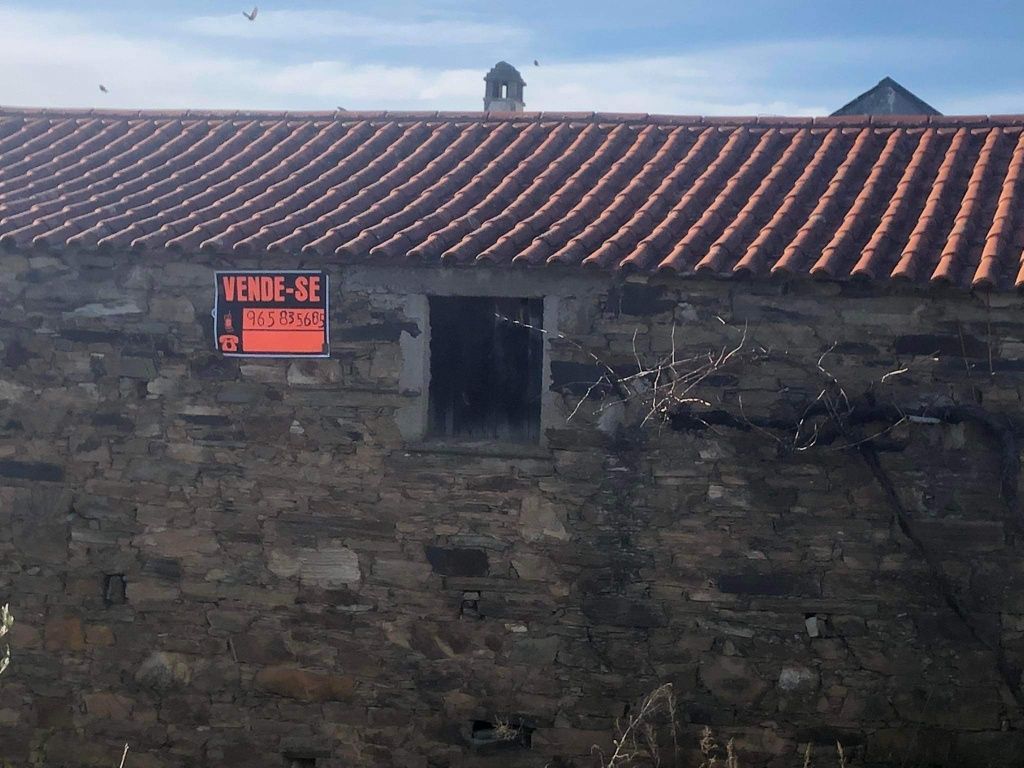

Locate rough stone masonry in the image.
[2,249,1024,767]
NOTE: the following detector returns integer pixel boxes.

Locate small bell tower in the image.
[484,61,525,112]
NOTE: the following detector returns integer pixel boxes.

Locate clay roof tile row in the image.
[4,108,1024,289]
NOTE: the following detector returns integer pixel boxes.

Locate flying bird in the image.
[534,59,539,66]
[98,84,109,93]
[243,6,258,21]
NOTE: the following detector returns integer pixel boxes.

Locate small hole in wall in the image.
[103,574,127,606]
[804,612,828,638]
[470,719,534,750]
[460,591,481,619]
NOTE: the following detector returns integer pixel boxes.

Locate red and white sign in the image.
[214,271,329,357]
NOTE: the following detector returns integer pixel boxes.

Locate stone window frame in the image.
[341,265,607,456]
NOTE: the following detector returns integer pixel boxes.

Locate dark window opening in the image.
[428,296,543,443]
[103,574,127,606]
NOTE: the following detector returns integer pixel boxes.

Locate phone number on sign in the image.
[242,308,326,329]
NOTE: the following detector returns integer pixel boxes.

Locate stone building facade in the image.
[1,249,1024,768]
[3,108,1024,767]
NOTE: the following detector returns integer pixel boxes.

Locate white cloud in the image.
[0,7,258,109]
[941,91,1024,115]
[181,9,528,47]
[0,6,969,116]
[262,62,481,106]
[523,53,828,115]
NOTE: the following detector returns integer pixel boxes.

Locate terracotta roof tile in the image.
[976,129,1024,287]
[851,129,936,280]
[5,108,1024,289]
[811,128,905,278]
[701,128,812,274]
[667,128,784,272]
[892,129,969,283]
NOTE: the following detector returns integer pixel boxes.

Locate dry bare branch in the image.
[0,604,12,677]
[598,683,678,768]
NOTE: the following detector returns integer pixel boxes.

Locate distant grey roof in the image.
[832,77,941,117]
[485,61,525,85]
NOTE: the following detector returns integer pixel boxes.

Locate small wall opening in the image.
[460,591,481,619]
[428,296,543,443]
[103,574,127,606]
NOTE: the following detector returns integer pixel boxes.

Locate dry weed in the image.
[595,685,850,768]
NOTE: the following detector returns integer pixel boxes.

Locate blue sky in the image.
[1,1,1022,115]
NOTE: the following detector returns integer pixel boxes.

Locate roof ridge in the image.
[1,105,1024,128]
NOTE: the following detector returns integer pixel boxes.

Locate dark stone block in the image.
[59,328,121,344]
[409,622,447,658]
[143,558,182,580]
[610,283,675,316]
[703,373,739,387]
[833,341,879,355]
[178,413,232,426]
[3,339,33,369]
[716,572,819,597]
[582,595,667,627]
[285,608,359,631]
[231,633,293,664]
[425,546,489,577]
[221,531,261,544]
[277,512,394,541]
[0,460,64,481]
[296,586,376,613]
[119,356,157,380]
[338,321,420,341]
[952,731,1024,766]
[466,476,523,492]
[794,726,866,746]
[91,413,134,432]
[190,354,240,381]
[34,697,73,728]
[158,694,211,726]
[549,361,612,397]
[988,359,1024,372]
[73,436,102,453]
[218,382,269,403]
[0,731,29,765]
[749,304,812,321]
[894,333,988,358]
[122,333,177,357]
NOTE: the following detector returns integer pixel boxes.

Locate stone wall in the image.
[1,250,1024,767]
